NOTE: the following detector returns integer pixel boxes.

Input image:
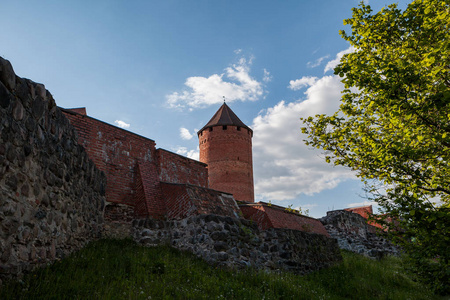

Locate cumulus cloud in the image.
[324,46,355,73]
[253,74,355,201]
[180,127,194,140]
[263,69,272,83]
[175,146,200,161]
[306,55,330,68]
[114,120,130,129]
[288,76,318,91]
[166,57,265,109]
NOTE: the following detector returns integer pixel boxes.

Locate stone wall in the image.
[133,214,342,274]
[320,210,400,259]
[0,57,106,283]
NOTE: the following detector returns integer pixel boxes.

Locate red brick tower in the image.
[198,103,254,202]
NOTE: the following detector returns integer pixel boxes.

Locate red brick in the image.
[198,125,254,202]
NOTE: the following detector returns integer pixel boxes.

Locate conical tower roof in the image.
[198,103,252,135]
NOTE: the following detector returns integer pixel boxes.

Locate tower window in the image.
[223,125,227,130]
[237,127,241,131]
[209,127,213,132]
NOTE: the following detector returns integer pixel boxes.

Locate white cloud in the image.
[347,200,377,208]
[180,127,194,140]
[263,68,272,83]
[324,46,355,73]
[234,49,242,54]
[166,57,265,109]
[288,76,318,91]
[253,75,355,201]
[175,146,200,161]
[306,55,330,68]
[114,120,130,129]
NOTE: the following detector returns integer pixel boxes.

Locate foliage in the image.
[0,239,441,299]
[285,204,310,216]
[301,0,450,294]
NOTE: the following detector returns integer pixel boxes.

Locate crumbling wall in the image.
[320,210,400,258]
[0,57,106,283]
[133,214,342,274]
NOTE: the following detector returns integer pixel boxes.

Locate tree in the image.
[301,0,449,294]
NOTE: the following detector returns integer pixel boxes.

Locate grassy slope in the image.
[0,239,442,300]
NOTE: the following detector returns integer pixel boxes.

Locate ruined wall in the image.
[133,214,342,274]
[0,57,106,282]
[344,205,373,219]
[161,183,240,220]
[320,210,400,259]
[156,149,208,188]
[199,125,254,202]
[344,205,385,230]
[240,203,330,237]
[62,109,156,208]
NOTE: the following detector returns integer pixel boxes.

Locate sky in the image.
[0,0,411,218]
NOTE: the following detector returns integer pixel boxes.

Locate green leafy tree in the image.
[301,0,449,294]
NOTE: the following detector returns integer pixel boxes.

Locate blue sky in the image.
[1,0,411,218]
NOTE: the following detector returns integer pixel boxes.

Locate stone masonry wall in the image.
[0,57,106,283]
[133,214,342,274]
[320,210,400,259]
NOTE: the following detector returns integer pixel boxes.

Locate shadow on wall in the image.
[0,57,106,284]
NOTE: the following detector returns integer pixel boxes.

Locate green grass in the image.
[0,239,443,299]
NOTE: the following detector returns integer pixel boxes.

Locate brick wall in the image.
[161,183,240,220]
[240,202,330,237]
[199,125,254,202]
[156,149,208,188]
[344,205,385,230]
[135,162,165,218]
[62,109,157,208]
[344,205,373,219]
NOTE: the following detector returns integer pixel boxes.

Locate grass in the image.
[0,239,443,299]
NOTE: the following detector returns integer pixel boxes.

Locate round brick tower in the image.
[198,103,254,202]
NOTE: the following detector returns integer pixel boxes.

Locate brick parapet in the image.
[156,148,208,188]
[240,202,330,237]
[161,182,240,220]
[62,108,157,208]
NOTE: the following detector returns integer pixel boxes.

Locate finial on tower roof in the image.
[223,96,226,103]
